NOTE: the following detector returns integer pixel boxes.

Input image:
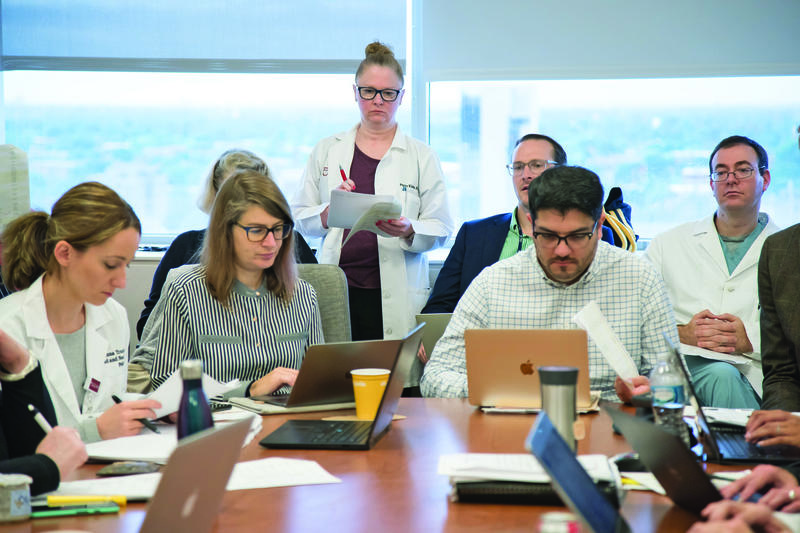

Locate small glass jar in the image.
[0,474,32,522]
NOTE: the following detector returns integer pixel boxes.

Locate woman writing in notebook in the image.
[146,170,323,397]
[0,182,161,442]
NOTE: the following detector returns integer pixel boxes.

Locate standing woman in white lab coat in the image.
[0,182,160,442]
[292,42,452,389]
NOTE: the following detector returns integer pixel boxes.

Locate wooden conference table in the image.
[3,399,730,532]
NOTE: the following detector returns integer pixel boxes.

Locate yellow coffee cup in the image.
[351,368,391,420]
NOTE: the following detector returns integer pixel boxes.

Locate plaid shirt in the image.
[420,242,678,400]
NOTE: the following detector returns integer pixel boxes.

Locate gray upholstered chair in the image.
[297,263,352,343]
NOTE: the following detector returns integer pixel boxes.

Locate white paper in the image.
[146,371,239,418]
[620,472,666,494]
[86,427,179,464]
[341,202,403,246]
[85,416,260,463]
[49,458,340,500]
[437,453,613,483]
[226,458,341,491]
[678,343,754,365]
[53,472,163,500]
[573,301,639,380]
[327,189,399,229]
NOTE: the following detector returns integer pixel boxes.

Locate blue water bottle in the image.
[176,360,214,439]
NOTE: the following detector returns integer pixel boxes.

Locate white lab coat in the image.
[292,125,453,383]
[0,275,129,434]
[646,213,780,394]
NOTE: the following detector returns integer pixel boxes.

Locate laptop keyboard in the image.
[713,428,768,457]
[311,421,372,444]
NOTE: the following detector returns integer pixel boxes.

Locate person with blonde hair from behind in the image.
[144,170,323,398]
[0,182,160,442]
[292,41,452,394]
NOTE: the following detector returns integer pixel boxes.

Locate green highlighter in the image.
[31,501,120,518]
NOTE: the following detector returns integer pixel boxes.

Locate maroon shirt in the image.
[339,144,381,289]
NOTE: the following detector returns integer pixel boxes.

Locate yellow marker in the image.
[47,495,127,507]
[620,477,641,487]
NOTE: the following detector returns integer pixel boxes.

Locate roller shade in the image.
[1,0,406,73]
[421,0,800,81]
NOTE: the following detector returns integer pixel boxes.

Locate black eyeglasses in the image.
[710,167,763,182]
[506,159,560,176]
[532,221,598,249]
[357,86,402,102]
[235,222,293,242]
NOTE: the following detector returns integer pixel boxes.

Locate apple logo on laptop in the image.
[181,489,200,518]
[520,360,534,375]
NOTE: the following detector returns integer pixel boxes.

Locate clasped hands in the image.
[679,309,753,355]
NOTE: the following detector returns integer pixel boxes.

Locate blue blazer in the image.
[422,212,615,313]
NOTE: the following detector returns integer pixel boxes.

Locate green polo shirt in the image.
[499,207,533,261]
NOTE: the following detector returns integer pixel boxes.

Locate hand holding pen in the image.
[111,394,160,434]
[94,395,162,439]
[337,165,356,192]
[28,404,88,477]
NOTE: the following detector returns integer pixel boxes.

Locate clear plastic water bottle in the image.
[649,350,690,447]
[177,360,214,439]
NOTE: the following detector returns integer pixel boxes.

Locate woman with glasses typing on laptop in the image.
[292,41,452,394]
[130,150,318,393]
[0,182,161,442]
[145,170,323,398]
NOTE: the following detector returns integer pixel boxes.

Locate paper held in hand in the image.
[327,189,402,245]
[573,301,639,383]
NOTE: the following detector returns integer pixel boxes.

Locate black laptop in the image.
[603,405,722,515]
[259,323,424,451]
[252,337,404,408]
[526,412,631,533]
[671,345,800,464]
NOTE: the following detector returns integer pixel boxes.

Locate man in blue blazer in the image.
[423,134,619,313]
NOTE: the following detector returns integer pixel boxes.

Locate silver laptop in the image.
[465,329,593,410]
[139,417,251,533]
[415,313,452,355]
[252,338,405,408]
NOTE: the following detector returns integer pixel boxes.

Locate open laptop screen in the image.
[527,412,630,533]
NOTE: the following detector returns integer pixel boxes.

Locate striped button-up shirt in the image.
[150,265,323,394]
[420,242,678,400]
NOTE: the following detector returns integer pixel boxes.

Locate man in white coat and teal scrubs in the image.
[646,135,779,408]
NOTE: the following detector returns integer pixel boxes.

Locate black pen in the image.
[111,394,160,434]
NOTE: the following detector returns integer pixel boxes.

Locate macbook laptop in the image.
[252,337,404,408]
[603,405,722,515]
[671,344,800,464]
[259,323,424,451]
[526,412,631,533]
[139,417,252,533]
[465,329,593,410]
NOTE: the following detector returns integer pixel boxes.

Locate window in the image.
[429,76,800,239]
[3,71,411,237]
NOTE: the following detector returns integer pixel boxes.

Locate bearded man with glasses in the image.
[421,165,675,402]
[646,135,779,409]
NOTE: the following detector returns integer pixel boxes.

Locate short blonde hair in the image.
[201,170,296,306]
[197,149,268,214]
[2,182,141,291]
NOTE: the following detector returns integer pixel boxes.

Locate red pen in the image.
[338,165,348,182]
